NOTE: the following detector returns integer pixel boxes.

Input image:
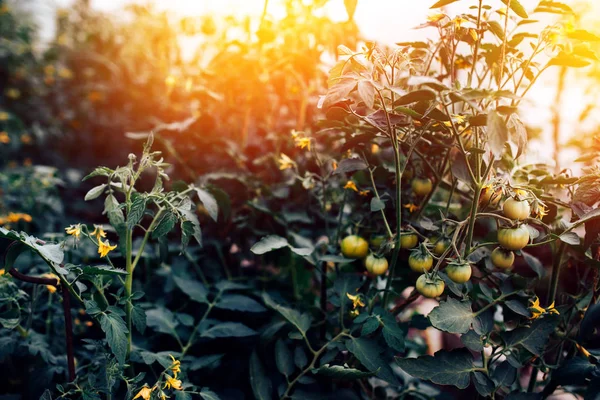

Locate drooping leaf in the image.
[195,188,219,222]
[486,110,509,158]
[127,195,146,229]
[461,330,483,351]
[396,349,475,389]
[99,312,128,365]
[492,361,517,387]
[501,0,528,18]
[146,307,179,336]
[249,351,272,400]
[430,0,460,8]
[312,364,375,379]
[345,337,398,384]
[84,184,107,201]
[275,340,295,377]
[333,158,368,175]
[201,322,257,338]
[173,275,208,304]
[501,316,559,355]
[216,294,266,313]
[152,211,178,239]
[262,293,312,334]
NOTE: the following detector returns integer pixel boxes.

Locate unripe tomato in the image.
[408,251,433,272]
[416,274,445,298]
[497,226,530,251]
[364,254,389,276]
[491,247,515,269]
[400,232,418,249]
[341,235,369,259]
[369,235,386,249]
[445,260,472,284]
[432,238,451,256]
[503,198,531,221]
[411,178,433,197]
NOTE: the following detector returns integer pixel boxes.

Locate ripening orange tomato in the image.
[341,235,369,259]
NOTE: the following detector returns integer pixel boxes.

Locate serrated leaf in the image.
[195,188,219,222]
[312,364,375,379]
[81,265,128,276]
[146,307,179,335]
[501,0,528,18]
[370,198,385,212]
[397,349,475,389]
[461,330,483,351]
[132,305,146,334]
[472,371,495,396]
[492,361,517,387]
[263,293,311,334]
[199,388,221,400]
[99,312,128,365]
[173,275,208,303]
[216,294,266,313]
[429,298,474,334]
[345,337,398,384]
[393,89,437,106]
[152,211,178,239]
[361,317,380,336]
[501,316,559,355]
[202,322,257,338]
[127,195,146,229]
[84,184,107,201]
[505,299,532,318]
[251,235,288,254]
[487,110,509,158]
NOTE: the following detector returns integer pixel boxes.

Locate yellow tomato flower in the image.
[344,181,358,192]
[278,153,295,170]
[163,374,182,390]
[169,354,181,377]
[58,67,73,79]
[332,160,338,171]
[91,225,107,240]
[40,273,59,293]
[165,75,176,87]
[294,137,311,151]
[576,343,591,358]
[65,224,82,239]
[528,296,559,319]
[98,240,117,258]
[443,114,466,127]
[20,134,32,144]
[358,190,370,196]
[0,269,5,276]
[134,385,154,400]
[346,292,365,309]
[0,131,10,144]
[5,88,20,99]
[403,203,419,213]
[0,111,9,121]
[371,144,380,154]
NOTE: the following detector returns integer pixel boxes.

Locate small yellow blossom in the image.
[58,67,73,79]
[5,88,20,99]
[344,181,358,192]
[529,296,559,319]
[65,224,82,239]
[358,190,370,197]
[165,75,176,87]
[346,292,365,309]
[91,225,106,240]
[332,160,338,170]
[576,343,591,358]
[294,137,311,151]
[290,130,301,139]
[0,269,5,276]
[0,111,9,121]
[85,321,93,327]
[169,354,181,377]
[20,134,32,144]
[40,273,59,293]
[403,203,419,213]
[163,374,182,390]
[134,386,154,400]
[7,212,31,223]
[443,114,466,127]
[0,131,10,144]
[371,144,380,154]
[427,13,445,23]
[98,239,117,258]
[278,153,295,170]
[349,309,360,318]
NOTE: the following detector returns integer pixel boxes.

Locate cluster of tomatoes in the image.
[340,178,535,301]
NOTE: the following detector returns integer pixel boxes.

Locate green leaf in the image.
[312,364,375,380]
[393,89,437,106]
[180,220,196,251]
[127,195,146,229]
[201,322,257,338]
[275,340,295,377]
[554,357,595,385]
[81,265,128,276]
[501,316,559,355]
[549,52,590,68]
[195,188,219,222]
[251,235,288,254]
[152,211,178,239]
[487,110,509,158]
[472,371,495,396]
[333,158,368,175]
[430,0,460,8]
[200,388,221,400]
[173,275,208,303]
[294,346,308,369]
[262,293,311,335]
[82,167,113,181]
[361,317,380,336]
[189,354,224,371]
[505,299,532,318]
[559,231,580,245]
[84,184,107,201]
[461,330,483,352]
[132,305,146,334]
[396,349,475,389]
[99,312,128,365]
[175,392,192,400]
[492,361,517,387]
[216,294,266,313]
[501,0,528,18]
[370,198,385,212]
[429,298,475,334]
[345,337,398,384]
[249,351,272,400]
[146,307,179,335]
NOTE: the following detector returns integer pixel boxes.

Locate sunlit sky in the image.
[31,0,600,167]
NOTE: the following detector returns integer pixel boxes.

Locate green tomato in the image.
[503,198,531,221]
[412,178,433,197]
[432,237,451,256]
[341,235,369,259]
[491,247,515,269]
[400,232,419,249]
[416,274,445,298]
[445,260,472,284]
[364,254,389,276]
[497,226,530,251]
[408,251,433,273]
